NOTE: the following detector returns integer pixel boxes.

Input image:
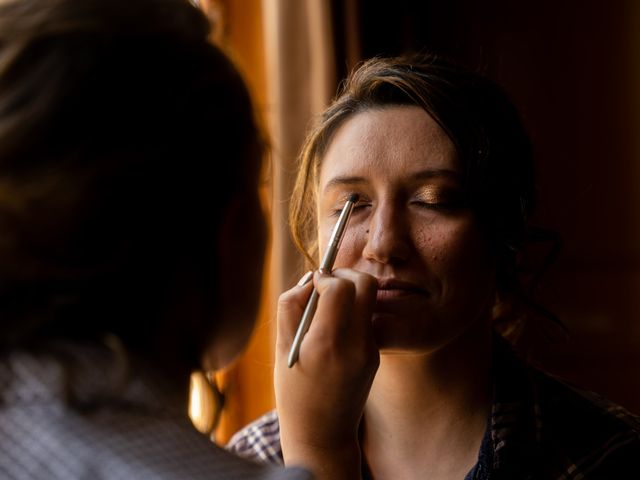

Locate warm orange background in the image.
[215,0,275,443]
[195,0,275,444]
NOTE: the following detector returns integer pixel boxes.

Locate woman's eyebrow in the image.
[412,169,462,181]
[322,176,366,194]
[322,169,462,195]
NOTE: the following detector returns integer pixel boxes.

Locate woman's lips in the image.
[375,279,429,303]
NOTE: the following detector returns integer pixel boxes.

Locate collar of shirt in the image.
[489,335,546,479]
[488,334,640,479]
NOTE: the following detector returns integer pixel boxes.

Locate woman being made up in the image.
[229,54,640,479]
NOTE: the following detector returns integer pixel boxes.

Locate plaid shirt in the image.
[228,337,640,479]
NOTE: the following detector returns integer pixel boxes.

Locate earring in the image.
[189,370,226,438]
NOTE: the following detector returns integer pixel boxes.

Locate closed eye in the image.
[411,185,467,212]
[331,201,371,217]
[410,197,466,213]
[353,200,371,210]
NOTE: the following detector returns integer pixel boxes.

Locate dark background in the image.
[331,0,640,412]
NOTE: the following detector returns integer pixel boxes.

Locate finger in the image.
[331,268,378,336]
[303,270,379,381]
[330,270,379,374]
[333,268,378,338]
[276,271,315,349]
[311,271,356,337]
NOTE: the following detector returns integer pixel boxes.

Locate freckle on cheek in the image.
[338,241,356,257]
[334,235,360,267]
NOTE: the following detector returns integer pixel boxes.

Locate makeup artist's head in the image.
[0,0,266,371]
[290,54,535,352]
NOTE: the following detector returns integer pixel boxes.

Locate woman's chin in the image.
[371,311,452,354]
[372,312,426,352]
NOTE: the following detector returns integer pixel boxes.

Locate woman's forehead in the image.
[318,105,459,188]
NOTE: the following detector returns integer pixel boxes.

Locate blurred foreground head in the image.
[0,0,266,370]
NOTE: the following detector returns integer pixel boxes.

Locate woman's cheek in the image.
[414,219,474,266]
[333,229,365,268]
[317,217,336,258]
[433,221,494,278]
[412,220,453,262]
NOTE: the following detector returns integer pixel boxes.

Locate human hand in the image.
[275,269,379,480]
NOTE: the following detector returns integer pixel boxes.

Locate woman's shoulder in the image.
[504,354,640,476]
[226,410,284,465]
[533,367,640,429]
[491,337,640,477]
[532,366,640,459]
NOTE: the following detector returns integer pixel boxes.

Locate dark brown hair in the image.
[0,0,262,363]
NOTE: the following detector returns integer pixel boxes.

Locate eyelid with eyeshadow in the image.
[413,186,465,208]
[414,186,445,204]
[329,192,370,215]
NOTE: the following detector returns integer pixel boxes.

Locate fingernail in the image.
[296,270,313,287]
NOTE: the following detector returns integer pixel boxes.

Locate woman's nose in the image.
[362,205,411,264]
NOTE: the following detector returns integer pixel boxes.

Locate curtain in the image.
[262,0,337,310]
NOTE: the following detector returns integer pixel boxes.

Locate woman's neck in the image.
[362,320,493,480]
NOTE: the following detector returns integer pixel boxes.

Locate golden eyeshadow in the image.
[415,186,446,204]
[336,192,369,206]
